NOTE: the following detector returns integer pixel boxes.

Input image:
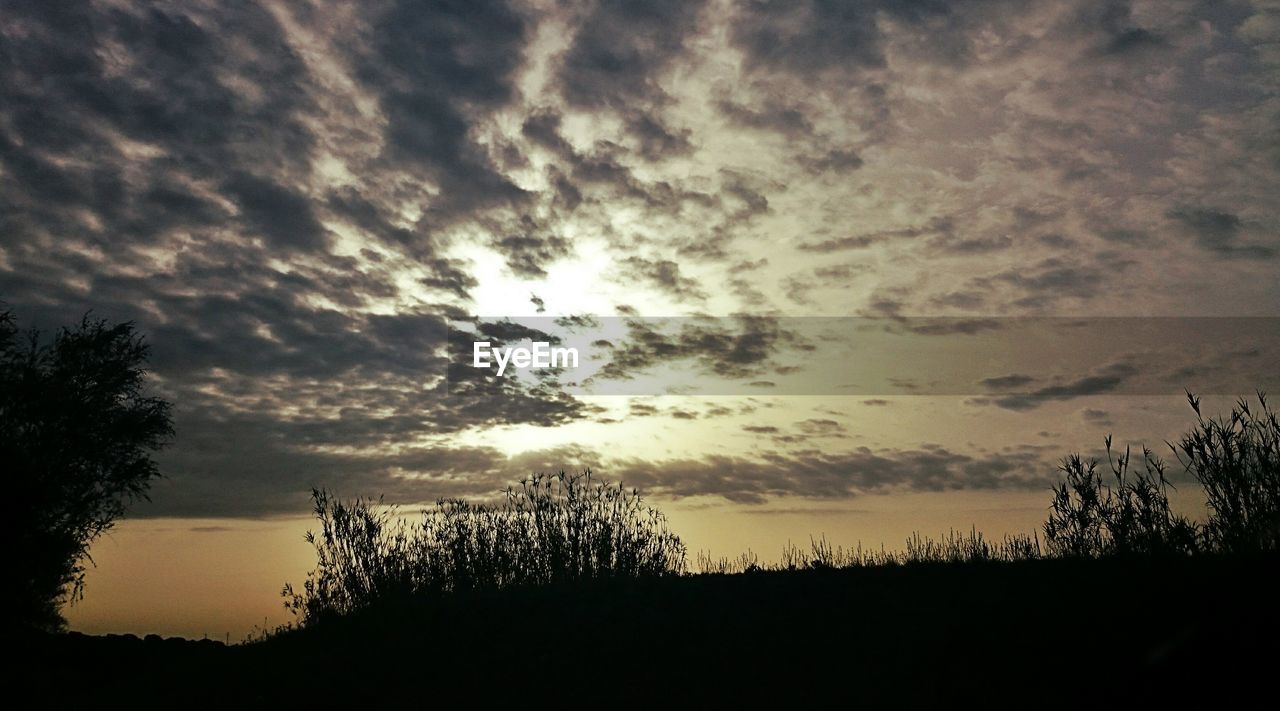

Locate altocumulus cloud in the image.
[2,0,1279,516]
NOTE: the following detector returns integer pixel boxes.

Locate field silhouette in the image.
[21,554,1280,704]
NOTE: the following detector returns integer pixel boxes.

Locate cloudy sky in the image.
[2,0,1278,636]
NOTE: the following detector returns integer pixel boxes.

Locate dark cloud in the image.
[927,290,988,310]
[930,234,1014,254]
[784,262,870,303]
[556,0,708,110]
[729,258,769,274]
[798,148,865,173]
[592,316,811,382]
[1081,408,1113,426]
[730,1,886,77]
[617,257,708,301]
[521,109,577,157]
[719,172,772,219]
[971,257,1114,309]
[716,98,814,136]
[493,233,573,278]
[813,264,869,281]
[223,172,329,251]
[702,404,737,418]
[799,217,954,253]
[893,318,1005,336]
[796,418,846,436]
[611,446,1050,505]
[981,374,1037,390]
[988,363,1139,411]
[1037,234,1078,250]
[1167,207,1275,259]
[141,426,602,517]
[549,139,716,217]
[629,402,660,418]
[1073,1,1168,58]
[1102,27,1166,55]
[143,431,1055,515]
[0,1,315,259]
[624,110,694,161]
[356,0,532,222]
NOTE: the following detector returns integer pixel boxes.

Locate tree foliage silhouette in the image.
[1,310,173,630]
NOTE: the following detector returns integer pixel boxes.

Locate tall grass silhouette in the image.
[1043,437,1199,558]
[1174,391,1280,552]
[697,529,1041,574]
[284,470,685,625]
[1044,391,1280,558]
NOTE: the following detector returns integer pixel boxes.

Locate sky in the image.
[2,0,1279,638]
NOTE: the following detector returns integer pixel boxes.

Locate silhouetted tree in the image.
[1,310,173,631]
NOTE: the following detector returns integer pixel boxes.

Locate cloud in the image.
[968,257,1116,310]
[796,418,847,437]
[1167,207,1275,259]
[0,2,316,254]
[142,430,603,517]
[716,98,815,137]
[987,363,1139,411]
[895,318,1005,336]
[556,0,708,110]
[591,316,811,382]
[4,0,1280,520]
[930,234,1015,254]
[493,233,573,278]
[1081,408,1113,426]
[223,172,329,251]
[1097,228,1151,245]
[730,1,892,77]
[610,446,1051,505]
[799,217,954,253]
[981,374,1038,390]
[797,148,865,173]
[355,0,532,222]
[616,257,708,301]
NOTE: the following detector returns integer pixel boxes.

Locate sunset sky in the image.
[2,0,1278,639]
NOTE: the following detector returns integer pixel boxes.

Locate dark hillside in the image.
[20,554,1279,706]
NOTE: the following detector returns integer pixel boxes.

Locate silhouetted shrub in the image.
[281,489,419,624]
[1,310,173,630]
[1044,436,1199,558]
[1174,392,1280,553]
[285,470,686,625]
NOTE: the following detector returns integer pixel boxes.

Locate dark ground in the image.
[16,555,1280,706]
